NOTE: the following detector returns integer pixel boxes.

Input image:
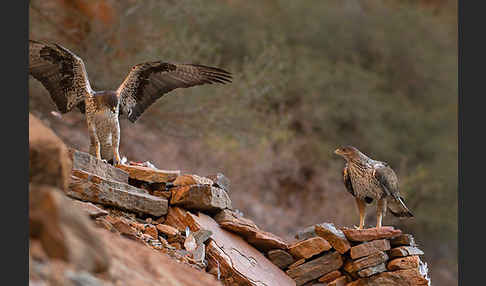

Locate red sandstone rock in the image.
[246,230,289,252]
[387,255,421,271]
[388,246,424,258]
[29,113,72,191]
[318,270,342,283]
[173,174,214,186]
[343,251,388,273]
[144,225,158,240]
[389,234,416,247]
[357,263,387,277]
[171,185,232,213]
[156,224,180,237]
[165,207,190,232]
[268,249,296,269]
[349,239,390,259]
[288,258,306,269]
[185,212,296,286]
[327,276,348,286]
[289,237,332,259]
[69,148,129,183]
[214,209,288,251]
[286,251,343,286]
[340,226,401,242]
[315,223,351,254]
[214,209,259,232]
[345,268,429,286]
[29,185,110,273]
[68,173,168,216]
[117,164,180,183]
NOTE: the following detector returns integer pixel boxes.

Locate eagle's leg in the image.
[376,198,387,228]
[111,121,121,166]
[88,121,102,160]
[355,197,366,229]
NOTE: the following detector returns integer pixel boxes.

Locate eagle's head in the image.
[334,145,361,161]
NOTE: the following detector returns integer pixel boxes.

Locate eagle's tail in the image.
[388,195,413,218]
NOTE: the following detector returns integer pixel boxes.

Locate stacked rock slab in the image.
[268,223,430,286]
[60,147,430,286]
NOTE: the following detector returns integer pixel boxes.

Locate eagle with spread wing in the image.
[29,40,232,165]
[334,146,413,229]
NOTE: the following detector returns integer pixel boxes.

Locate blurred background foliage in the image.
[29,0,457,285]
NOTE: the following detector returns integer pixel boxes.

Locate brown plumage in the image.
[29,40,232,164]
[335,146,413,229]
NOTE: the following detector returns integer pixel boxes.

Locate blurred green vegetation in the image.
[29,0,457,284]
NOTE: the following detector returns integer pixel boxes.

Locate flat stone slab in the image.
[214,209,259,233]
[173,174,213,186]
[350,239,391,259]
[267,249,296,269]
[315,223,351,254]
[286,251,343,286]
[357,263,387,278]
[67,174,168,217]
[388,246,424,258]
[340,226,402,242]
[69,149,129,183]
[246,230,289,252]
[171,185,232,214]
[288,258,306,269]
[214,210,288,251]
[346,269,429,286]
[186,212,296,286]
[387,255,421,271]
[343,251,388,273]
[318,270,342,283]
[327,276,348,286]
[156,224,180,237]
[389,234,416,247]
[288,237,331,259]
[116,164,180,183]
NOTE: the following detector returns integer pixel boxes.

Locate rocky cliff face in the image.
[29,113,431,286]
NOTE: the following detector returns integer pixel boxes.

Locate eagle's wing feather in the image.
[374,164,413,217]
[29,40,92,113]
[373,164,397,197]
[117,62,232,122]
[343,165,356,197]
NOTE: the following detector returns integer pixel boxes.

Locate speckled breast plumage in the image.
[347,161,384,201]
[85,92,120,161]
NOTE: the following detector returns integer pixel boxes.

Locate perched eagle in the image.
[334,146,413,229]
[29,40,232,165]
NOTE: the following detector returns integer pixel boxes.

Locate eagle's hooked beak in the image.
[334,148,343,156]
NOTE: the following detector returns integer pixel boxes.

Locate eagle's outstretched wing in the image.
[116,62,232,122]
[29,40,92,113]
